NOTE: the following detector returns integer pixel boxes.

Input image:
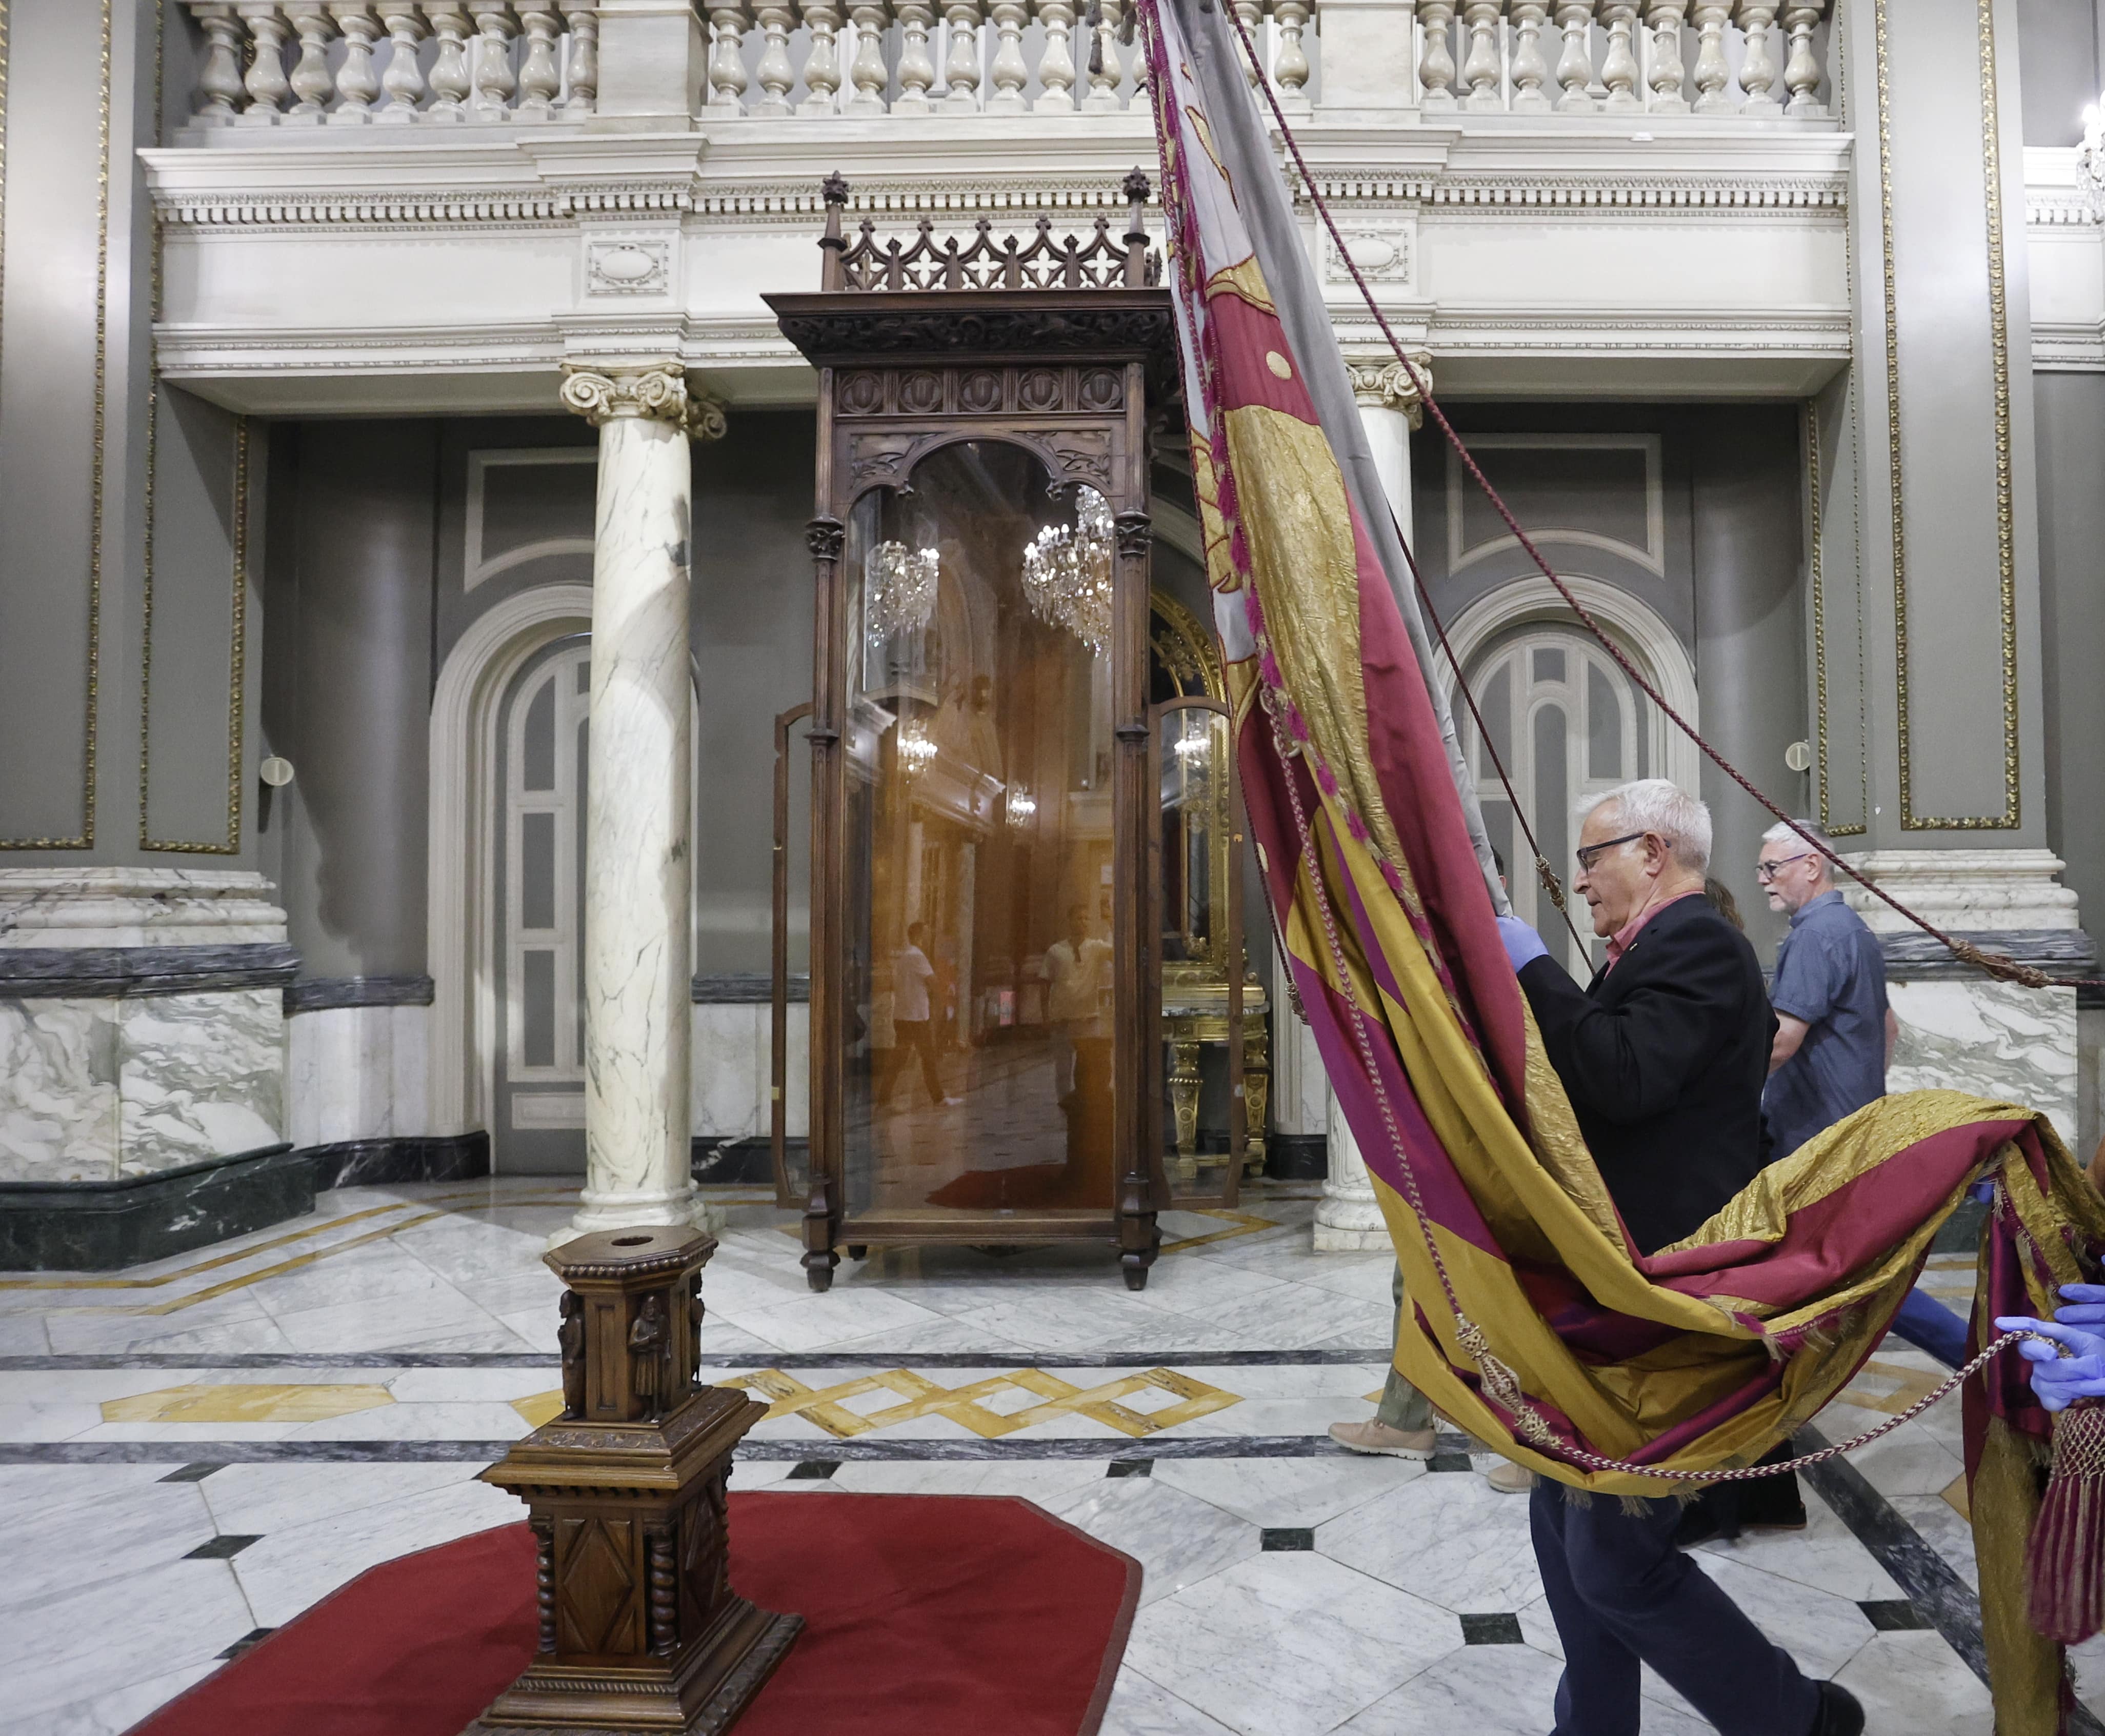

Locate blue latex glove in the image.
[1994,1285,2105,1411]
[1496,915,1549,972]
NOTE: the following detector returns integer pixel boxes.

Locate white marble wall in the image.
[286,1005,431,1150]
[0,868,287,947]
[692,1004,809,1143]
[1890,981,2079,1150]
[1,989,284,1182]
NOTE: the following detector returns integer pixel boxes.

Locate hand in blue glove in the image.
[1994,1285,2105,1412]
[1496,914,1549,972]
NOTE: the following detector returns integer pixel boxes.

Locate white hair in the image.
[1762,819,1836,880]
[1583,779,1712,875]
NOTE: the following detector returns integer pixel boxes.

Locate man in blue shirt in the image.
[1759,821,1894,1164]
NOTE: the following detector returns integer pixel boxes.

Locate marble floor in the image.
[1,1178,2099,1736]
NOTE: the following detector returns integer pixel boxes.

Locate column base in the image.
[1312,1192,1390,1252]
[557,1183,727,1249]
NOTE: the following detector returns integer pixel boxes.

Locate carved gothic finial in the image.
[1122,166,1152,206]
[821,170,851,207]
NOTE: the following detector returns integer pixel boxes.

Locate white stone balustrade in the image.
[183,1,599,126]
[183,0,1321,126]
[1413,0,1828,117]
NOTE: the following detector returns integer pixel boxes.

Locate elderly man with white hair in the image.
[1494,779,1862,1736]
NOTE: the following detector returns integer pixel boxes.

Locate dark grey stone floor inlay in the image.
[1858,1599,1930,1631]
[217,1627,276,1660]
[186,1534,263,1559]
[1427,1452,1475,1473]
[0,1348,1395,1373]
[159,1463,224,1483]
[785,1461,839,1480]
[1459,1613,1526,1646]
[1260,1528,1314,1551]
[1106,1459,1154,1478]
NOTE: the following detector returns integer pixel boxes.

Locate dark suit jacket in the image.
[1516,893,1776,1255]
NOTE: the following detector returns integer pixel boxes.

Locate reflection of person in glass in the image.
[1045,903,1111,1107]
[888,921,960,1108]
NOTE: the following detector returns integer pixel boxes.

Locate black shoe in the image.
[1671,1489,1737,1549]
[1810,1681,1865,1736]
[1737,1469,1808,1533]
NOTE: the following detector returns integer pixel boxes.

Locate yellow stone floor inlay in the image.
[101,1383,396,1425]
[513,1390,567,1430]
[720,1366,1242,1441]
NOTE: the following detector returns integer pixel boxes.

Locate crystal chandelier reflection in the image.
[1005,787,1037,829]
[865,541,939,645]
[1021,486,1114,658]
[896,719,937,778]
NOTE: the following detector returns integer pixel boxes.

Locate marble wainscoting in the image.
[692,974,808,1185]
[284,977,491,1190]
[0,870,305,1269]
[1889,981,2080,1149]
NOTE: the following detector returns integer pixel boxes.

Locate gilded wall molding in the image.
[139,412,250,855]
[1872,0,2020,832]
[1,0,110,850]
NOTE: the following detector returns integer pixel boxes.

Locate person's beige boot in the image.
[1483,1458,1533,1494]
[1328,1419,1437,1460]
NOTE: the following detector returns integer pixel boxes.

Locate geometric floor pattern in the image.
[1,1177,2100,1736]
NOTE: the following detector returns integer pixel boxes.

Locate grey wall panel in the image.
[1809,373,1869,837]
[2015,0,2098,144]
[2032,371,2105,930]
[274,422,438,977]
[1692,407,1811,960]
[139,387,249,852]
[0,0,115,847]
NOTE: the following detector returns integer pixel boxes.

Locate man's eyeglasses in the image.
[1574,832,1646,873]
[1755,852,1813,880]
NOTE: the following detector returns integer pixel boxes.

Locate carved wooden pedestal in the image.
[467,1228,799,1734]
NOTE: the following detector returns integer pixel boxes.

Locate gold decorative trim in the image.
[1150,588,1225,702]
[1874,0,2020,832]
[1806,394,1866,839]
[0,0,110,850]
[139,412,250,855]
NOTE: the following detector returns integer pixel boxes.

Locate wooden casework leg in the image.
[801,1173,839,1292]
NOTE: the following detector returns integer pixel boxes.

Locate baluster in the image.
[800,1,844,113]
[985,0,1028,112]
[1689,1,1730,111]
[375,6,428,119]
[707,4,752,110]
[1599,1,1639,108]
[327,4,382,119]
[1644,1,1687,111]
[426,3,474,116]
[1780,1,1822,115]
[1458,2,1500,109]
[1510,2,1550,110]
[1734,1,1778,114]
[1551,3,1594,112]
[558,0,598,113]
[1035,0,1077,112]
[1081,0,1121,110]
[844,3,888,111]
[941,0,983,109]
[282,4,338,122]
[1416,1,1457,110]
[897,0,938,109]
[1273,0,1312,113]
[516,7,563,116]
[189,5,248,126]
[469,2,519,118]
[235,3,291,122]
[753,3,796,111]
[1232,0,1261,86]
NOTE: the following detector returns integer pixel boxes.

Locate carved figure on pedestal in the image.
[556,1290,586,1418]
[630,1291,669,1418]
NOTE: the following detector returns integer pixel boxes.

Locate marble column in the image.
[558,361,727,1239]
[1309,358,1429,1252]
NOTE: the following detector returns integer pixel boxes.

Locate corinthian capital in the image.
[1345,355,1432,428]
[559,360,727,442]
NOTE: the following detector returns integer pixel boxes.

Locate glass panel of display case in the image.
[841,442,1117,1220]
[1155,697,1246,1206]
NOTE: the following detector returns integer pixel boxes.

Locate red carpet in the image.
[133,1492,1140,1736]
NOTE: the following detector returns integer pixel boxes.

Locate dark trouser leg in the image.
[906,1020,945,1103]
[1530,1480,1819,1736]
